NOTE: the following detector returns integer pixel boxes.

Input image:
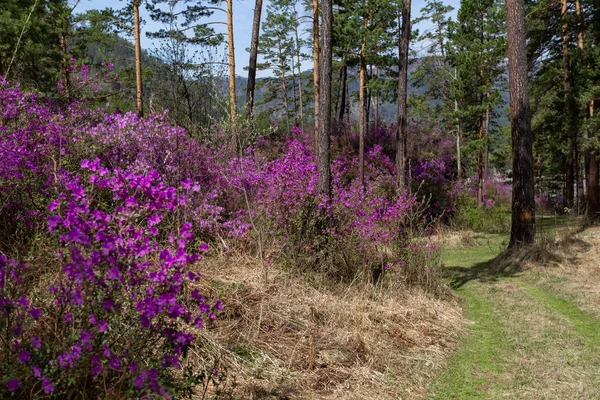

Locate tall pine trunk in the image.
[396,0,411,190]
[133,0,143,117]
[227,0,237,133]
[294,6,304,131]
[588,102,599,221]
[485,92,490,179]
[561,0,576,209]
[359,4,370,187]
[245,0,263,120]
[318,0,333,196]
[313,0,320,152]
[507,0,535,247]
[359,58,367,186]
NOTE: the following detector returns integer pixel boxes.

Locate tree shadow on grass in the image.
[444,246,567,290]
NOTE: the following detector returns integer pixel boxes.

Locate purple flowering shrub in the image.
[0,77,222,397]
[1,159,221,397]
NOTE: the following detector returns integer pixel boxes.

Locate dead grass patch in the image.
[191,250,463,399]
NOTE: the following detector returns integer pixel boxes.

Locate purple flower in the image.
[31,336,41,348]
[199,243,209,252]
[29,307,43,320]
[91,355,103,376]
[97,320,108,333]
[109,356,121,370]
[102,298,115,312]
[106,267,120,280]
[214,300,224,311]
[17,297,29,307]
[48,215,63,232]
[32,365,41,378]
[42,376,54,394]
[19,349,30,363]
[6,379,20,392]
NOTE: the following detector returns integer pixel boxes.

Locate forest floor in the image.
[197,217,600,399]
[429,219,600,399]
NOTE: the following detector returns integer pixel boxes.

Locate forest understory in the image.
[190,219,600,399]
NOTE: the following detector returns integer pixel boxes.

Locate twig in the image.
[6,0,39,77]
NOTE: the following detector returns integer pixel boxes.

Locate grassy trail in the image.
[429,232,600,399]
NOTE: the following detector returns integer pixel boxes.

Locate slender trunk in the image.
[318,0,333,196]
[345,77,350,121]
[360,57,367,186]
[227,0,237,132]
[374,65,379,130]
[477,92,484,204]
[133,0,143,117]
[59,32,71,101]
[291,55,298,121]
[575,0,585,49]
[455,99,461,178]
[507,0,535,246]
[294,7,304,131]
[485,91,490,179]
[245,0,263,120]
[339,65,347,121]
[367,64,372,130]
[312,0,320,152]
[396,0,411,189]
[561,0,575,209]
[359,5,370,187]
[279,48,291,134]
[335,65,343,118]
[588,102,599,221]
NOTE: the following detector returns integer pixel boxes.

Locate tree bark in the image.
[245,0,263,120]
[291,56,298,121]
[456,99,461,178]
[561,0,576,209]
[374,65,379,130]
[59,32,71,101]
[507,0,535,247]
[339,65,347,121]
[485,92,490,179]
[313,0,320,152]
[359,3,370,187]
[133,0,144,117]
[588,102,599,221]
[279,46,291,134]
[226,0,237,134]
[318,0,333,197]
[396,0,411,190]
[359,53,367,186]
[294,6,304,131]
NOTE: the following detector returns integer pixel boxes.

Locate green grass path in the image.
[429,233,600,399]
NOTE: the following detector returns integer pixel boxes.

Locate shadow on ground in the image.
[444,253,522,289]
[443,243,576,289]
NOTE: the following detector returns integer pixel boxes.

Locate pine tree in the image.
[447,0,506,201]
[507,0,534,246]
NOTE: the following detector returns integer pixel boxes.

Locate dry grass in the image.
[191,248,463,399]
[428,229,478,249]
[522,226,600,320]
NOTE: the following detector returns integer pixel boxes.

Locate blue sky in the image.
[76,0,459,77]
